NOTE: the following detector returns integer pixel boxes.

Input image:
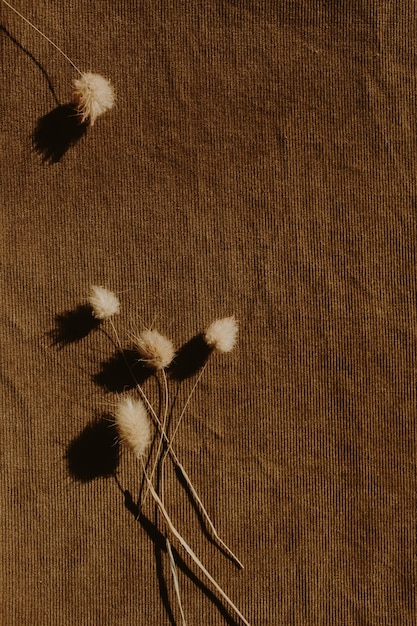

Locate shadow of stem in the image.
[1,24,60,105]
[121,487,241,626]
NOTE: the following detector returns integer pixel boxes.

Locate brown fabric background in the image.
[1,1,417,624]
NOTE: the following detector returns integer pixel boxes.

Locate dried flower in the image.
[132,329,175,370]
[113,396,152,459]
[88,285,120,320]
[204,316,238,353]
[72,72,115,125]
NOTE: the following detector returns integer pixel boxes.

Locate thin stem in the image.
[108,318,122,350]
[1,0,83,75]
[141,460,250,626]
[167,361,243,568]
[166,538,187,626]
[165,362,208,459]
[174,461,244,570]
[141,368,169,506]
[160,368,169,503]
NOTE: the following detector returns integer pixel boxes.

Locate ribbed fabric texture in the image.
[1,1,417,624]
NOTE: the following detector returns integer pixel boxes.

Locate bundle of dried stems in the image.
[87,285,248,625]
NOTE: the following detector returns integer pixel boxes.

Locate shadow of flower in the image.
[169,334,212,381]
[93,349,152,392]
[66,417,119,482]
[50,304,100,347]
[33,104,87,163]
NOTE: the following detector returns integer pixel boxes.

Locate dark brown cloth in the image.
[1,1,416,624]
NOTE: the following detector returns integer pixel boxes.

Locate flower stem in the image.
[166,537,187,626]
[141,459,250,626]
[164,362,208,460]
[141,368,169,506]
[1,0,83,75]
[158,361,245,568]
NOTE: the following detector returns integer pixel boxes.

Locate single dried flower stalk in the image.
[132,329,175,370]
[72,72,115,125]
[113,395,152,459]
[204,316,238,353]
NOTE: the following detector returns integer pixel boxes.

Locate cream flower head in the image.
[88,285,120,320]
[112,395,152,459]
[72,72,115,125]
[132,329,175,370]
[204,316,238,353]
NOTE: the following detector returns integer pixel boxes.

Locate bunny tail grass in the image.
[142,469,250,626]
[132,328,175,371]
[204,316,238,353]
[100,323,240,567]
[166,538,187,626]
[89,285,120,320]
[113,395,152,459]
[1,0,82,74]
[72,72,115,125]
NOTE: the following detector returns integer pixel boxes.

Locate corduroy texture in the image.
[1,1,417,624]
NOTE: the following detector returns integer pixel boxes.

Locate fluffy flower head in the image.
[113,396,152,458]
[72,72,115,125]
[204,316,238,353]
[132,329,175,370]
[88,285,120,320]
